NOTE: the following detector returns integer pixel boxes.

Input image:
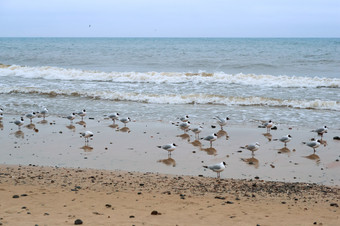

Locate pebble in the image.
[330,203,339,207]
[74,219,83,225]
[151,210,161,215]
[12,195,20,198]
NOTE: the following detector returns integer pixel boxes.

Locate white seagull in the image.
[77,109,86,121]
[158,143,177,156]
[0,113,3,121]
[80,131,93,144]
[263,120,273,133]
[14,117,24,130]
[306,139,321,153]
[67,113,76,124]
[40,107,48,120]
[279,134,292,147]
[203,161,227,178]
[215,116,230,130]
[179,121,190,133]
[109,113,120,124]
[120,117,131,127]
[178,115,189,122]
[243,142,260,156]
[190,126,203,139]
[312,126,327,138]
[203,133,217,148]
[26,112,36,123]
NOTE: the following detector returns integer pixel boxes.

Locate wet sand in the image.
[0,114,339,225]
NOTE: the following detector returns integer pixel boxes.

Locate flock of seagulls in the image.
[0,107,331,179]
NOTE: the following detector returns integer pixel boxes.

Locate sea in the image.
[0,38,340,128]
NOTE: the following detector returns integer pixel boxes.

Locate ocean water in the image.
[0,38,339,128]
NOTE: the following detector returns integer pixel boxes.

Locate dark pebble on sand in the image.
[105,204,112,208]
[211,125,216,128]
[226,201,234,204]
[215,196,226,200]
[129,215,135,218]
[254,176,260,180]
[330,203,339,207]
[12,195,20,198]
[74,219,83,225]
[151,210,161,215]
[333,136,340,140]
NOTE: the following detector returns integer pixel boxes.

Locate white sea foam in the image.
[1,87,339,111]
[0,65,339,88]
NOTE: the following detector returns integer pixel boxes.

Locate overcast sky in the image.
[0,0,339,37]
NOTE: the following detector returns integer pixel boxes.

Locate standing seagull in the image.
[179,121,190,133]
[215,116,230,130]
[190,126,203,139]
[312,126,327,139]
[178,115,189,122]
[109,113,120,124]
[120,117,131,127]
[80,131,93,144]
[279,134,292,147]
[242,142,260,156]
[263,120,273,133]
[77,109,86,121]
[306,139,321,153]
[14,117,24,130]
[203,161,226,178]
[203,133,217,148]
[0,113,3,121]
[158,143,177,156]
[26,112,36,124]
[67,113,76,124]
[40,107,48,120]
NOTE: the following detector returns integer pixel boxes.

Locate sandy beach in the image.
[0,114,340,225]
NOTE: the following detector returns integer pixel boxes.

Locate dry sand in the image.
[0,165,339,226]
[0,114,340,225]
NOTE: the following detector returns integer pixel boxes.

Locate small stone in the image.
[333,136,340,140]
[129,215,135,218]
[105,204,112,208]
[74,219,83,225]
[254,176,260,180]
[151,210,159,215]
[330,203,339,207]
[226,201,234,204]
[12,195,20,199]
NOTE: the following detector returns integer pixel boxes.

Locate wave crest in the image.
[0,64,339,88]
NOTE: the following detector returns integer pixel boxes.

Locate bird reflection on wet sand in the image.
[305,153,320,165]
[66,124,76,131]
[14,130,24,139]
[76,121,86,127]
[241,157,259,168]
[177,133,190,141]
[37,119,48,124]
[119,126,131,133]
[109,124,119,129]
[81,145,93,152]
[157,157,176,167]
[191,140,202,148]
[0,122,3,130]
[278,147,291,154]
[200,147,217,155]
[263,133,272,141]
[25,123,36,130]
[216,130,229,140]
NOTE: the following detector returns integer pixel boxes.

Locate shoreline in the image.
[0,164,339,225]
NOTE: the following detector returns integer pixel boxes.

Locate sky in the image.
[0,0,339,37]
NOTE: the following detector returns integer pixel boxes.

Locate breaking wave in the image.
[0,64,339,88]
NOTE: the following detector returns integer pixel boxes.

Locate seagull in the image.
[203,161,226,178]
[80,131,93,144]
[109,113,120,124]
[203,133,217,148]
[14,117,24,130]
[40,107,48,120]
[77,109,86,121]
[0,108,3,113]
[243,142,260,156]
[190,126,203,139]
[263,120,273,133]
[158,143,177,156]
[0,113,3,121]
[25,112,36,123]
[178,115,189,122]
[120,117,131,127]
[67,113,76,124]
[215,116,230,130]
[312,126,327,138]
[179,121,190,133]
[279,134,292,147]
[306,139,321,153]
